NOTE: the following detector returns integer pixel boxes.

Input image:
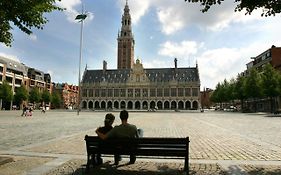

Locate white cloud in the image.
[29,34,37,41]
[197,43,275,89]
[142,59,170,68]
[57,0,94,23]
[117,0,150,24]
[0,52,21,62]
[158,40,203,58]
[157,7,185,35]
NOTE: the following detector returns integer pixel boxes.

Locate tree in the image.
[244,68,263,112]
[261,64,281,113]
[234,74,246,110]
[0,81,13,110]
[14,85,29,108]
[0,0,63,46]
[185,0,281,17]
[41,89,51,108]
[29,87,41,108]
[51,92,61,109]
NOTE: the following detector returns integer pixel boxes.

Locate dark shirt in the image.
[97,125,113,134]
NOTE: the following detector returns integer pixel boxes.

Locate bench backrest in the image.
[85,135,189,157]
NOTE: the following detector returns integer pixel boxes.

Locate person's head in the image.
[104,113,115,126]
[120,110,128,121]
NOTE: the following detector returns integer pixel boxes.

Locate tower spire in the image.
[117,0,135,69]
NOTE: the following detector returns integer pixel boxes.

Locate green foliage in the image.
[0,0,63,46]
[51,92,61,108]
[234,74,246,101]
[261,64,281,98]
[185,0,281,16]
[29,87,41,104]
[244,68,263,99]
[41,89,51,104]
[211,64,281,112]
[14,85,29,106]
[0,81,13,103]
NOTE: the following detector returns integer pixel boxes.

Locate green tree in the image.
[244,68,263,112]
[51,92,61,109]
[14,85,29,108]
[185,0,281,16]
[261,64,281,113]
[234,74,246,110]
[0,81,13,110]
[0,0,63,46]
[29,87,41,108]
[41,89,51,108]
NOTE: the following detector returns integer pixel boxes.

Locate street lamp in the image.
[75,8,87,115]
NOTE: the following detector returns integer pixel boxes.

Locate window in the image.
[192,88,198,96]
[164,88,170,97]
[108,89,113,97]
[88,89,93,97]
[157,88,163,97]
[185,88,191,96]
[150,88,156,97]
[114,89,119,97]
[128,89,133,97]
[171,88,177,97]
[95,89,100,97]
[142,89,148,97]
[120,89,126,97]
[101,89,106,97]
[178,88,184,97]
[135,89,140,97]
[82,89,87,97]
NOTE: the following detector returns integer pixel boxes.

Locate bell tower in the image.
[117,0,135,69]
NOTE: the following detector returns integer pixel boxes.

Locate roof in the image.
[0,56,27,76]
[82,67,199,84]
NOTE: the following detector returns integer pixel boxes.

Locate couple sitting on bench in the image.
[95,110,143,165]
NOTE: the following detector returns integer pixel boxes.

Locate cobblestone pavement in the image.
[0,110,281,175]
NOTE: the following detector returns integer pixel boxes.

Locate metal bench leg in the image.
[85,154,90,173]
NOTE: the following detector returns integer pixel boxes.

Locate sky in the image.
[1,0,281,90]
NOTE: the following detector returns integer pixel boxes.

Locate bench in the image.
[84,135,189,173]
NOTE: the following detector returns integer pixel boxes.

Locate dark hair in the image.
[104,113,115,126]
[120,110,128,121]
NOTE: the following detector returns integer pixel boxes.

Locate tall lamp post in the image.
[75,10,87,115]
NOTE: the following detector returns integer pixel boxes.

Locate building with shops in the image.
[0,56,52,109]
[80,2,201,111]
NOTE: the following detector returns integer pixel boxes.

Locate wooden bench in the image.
[84,135,190,173]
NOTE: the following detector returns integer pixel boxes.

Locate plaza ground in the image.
[0,110,281,175]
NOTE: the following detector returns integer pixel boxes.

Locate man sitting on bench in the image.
[96,110,141,165]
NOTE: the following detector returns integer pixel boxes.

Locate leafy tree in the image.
[244,68,263,112]
[29,87,41,108]
[14,85,29,108]
[185,0,281,16]
[51,92,61,109]
[234,74,246,109]
[0,0,63,46]
[261,64,281,113]
[41,89,51,108]
[0,81,13,110]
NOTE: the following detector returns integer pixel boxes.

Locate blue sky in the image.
[1,0,281,90]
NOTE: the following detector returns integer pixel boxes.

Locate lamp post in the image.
[75,9,87,115]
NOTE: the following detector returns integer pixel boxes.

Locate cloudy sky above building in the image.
[1,0,281,89]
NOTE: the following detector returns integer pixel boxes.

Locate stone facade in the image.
[81,2,201,111]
